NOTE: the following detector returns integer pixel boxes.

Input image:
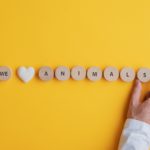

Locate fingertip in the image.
[135,79,140,84]
[130,79,142,107]
[135,79,142,88]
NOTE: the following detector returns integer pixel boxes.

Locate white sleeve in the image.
[118,119,150,150]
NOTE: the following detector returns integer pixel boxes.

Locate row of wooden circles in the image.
[0,66,150,83]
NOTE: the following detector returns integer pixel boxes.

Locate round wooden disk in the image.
[120,67,135,82]
[104,66,119,81]
[55,66,70,81]
[71,66,86,80]
[137,68,150,83]
[87,66,102,81]
[39,66,54,81]
[0,66,12,81]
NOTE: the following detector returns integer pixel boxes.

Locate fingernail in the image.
[135,79,142,88]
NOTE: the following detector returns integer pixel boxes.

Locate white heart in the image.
[17,67,35,83]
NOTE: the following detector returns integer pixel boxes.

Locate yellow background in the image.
[0,0,150,150]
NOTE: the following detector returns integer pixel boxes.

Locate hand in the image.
[127,80,150,125]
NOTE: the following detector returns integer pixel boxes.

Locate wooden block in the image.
[104,66,119,81]
[87,66,102,81]
[39,66,54,81]
[55,66,70,81]
[137,68,150,83]
[71,66,86,80]
[0,66,12,81]
[120,67,135,82]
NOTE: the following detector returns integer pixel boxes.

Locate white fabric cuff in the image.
[124,119,150,144]
[118,119,150,150]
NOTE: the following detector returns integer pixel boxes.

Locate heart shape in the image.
[17,67,35,83]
